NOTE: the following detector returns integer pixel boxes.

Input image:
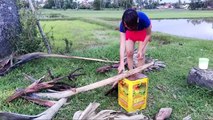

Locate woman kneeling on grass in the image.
[118,9,152,74]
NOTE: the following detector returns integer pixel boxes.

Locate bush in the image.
[43,0,55,9]
[79,3,92,9]
[93,0,101,10]
[112,3,119,8]
[15,1,43,54]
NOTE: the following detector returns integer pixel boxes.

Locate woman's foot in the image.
[155,108,172,120]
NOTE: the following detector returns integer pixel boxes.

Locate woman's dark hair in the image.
[122,9,138,31]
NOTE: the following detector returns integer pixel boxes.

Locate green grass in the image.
[41,20,118,52]
[1,9,213,120]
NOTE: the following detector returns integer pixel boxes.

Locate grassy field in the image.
[39,9,213,19]
[1,9,213,120]
[41,20,119,51]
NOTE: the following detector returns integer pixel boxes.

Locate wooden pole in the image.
[16,52,119,63]
[43,53,119,63]
[28,0,52,54]
[35,61,154,99]
[34,98,67,120]
[0,52,119,76]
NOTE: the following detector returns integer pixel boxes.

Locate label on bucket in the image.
[118,80,129,108]
[118,77,148,113]
[132,83,146,109]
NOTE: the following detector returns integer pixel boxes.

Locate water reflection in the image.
[152,18,213,40]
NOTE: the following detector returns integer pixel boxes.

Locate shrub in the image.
[93,0,101,10]
[14,0,43,54]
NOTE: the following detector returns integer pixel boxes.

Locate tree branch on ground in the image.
[35,61,154,99]
[0,52,118,76]
[6,68,84,103]
[0,98,67,120]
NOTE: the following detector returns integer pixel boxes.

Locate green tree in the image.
[63,0,70,9]
[120,0,133,9]
[105,0,112,8]
[93,0,101,10]
[136,0,143,6]
[189,0,205,10]
[43,0,55,9]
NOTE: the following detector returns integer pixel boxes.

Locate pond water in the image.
[151,19,213,40]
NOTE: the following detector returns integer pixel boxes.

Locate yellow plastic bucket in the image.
[118,76,148,113]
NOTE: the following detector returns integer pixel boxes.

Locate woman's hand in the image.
[137,52,144,60]
[118,64,125,74]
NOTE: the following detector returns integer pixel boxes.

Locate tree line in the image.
[189,0,213,10]
[43,0,159,10]
[42,0,213,10]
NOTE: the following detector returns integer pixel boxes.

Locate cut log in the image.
[35,61,154,99]
[187,68,213,89]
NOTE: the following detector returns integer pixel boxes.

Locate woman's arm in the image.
[118,32,126,73]
[139,25,152,52]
